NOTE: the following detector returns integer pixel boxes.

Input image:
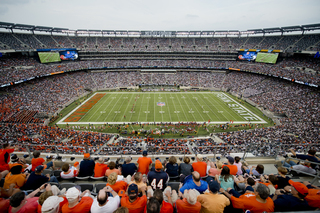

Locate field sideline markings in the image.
[200,93,227,121]
[208,92,237,121]
[197,93,218,121]
[83,93,111,122]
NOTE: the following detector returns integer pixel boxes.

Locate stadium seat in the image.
[90,176,105,181]
[75,176,91,181]
[60,183,76,190]
[61,176,75,182]
[42,169,52,176]
[95,183,107,193]
[78,183,94,192]
[53,170,62,180]
[169,176,180,182]
[48,182,60,188]
[168,182,180,192]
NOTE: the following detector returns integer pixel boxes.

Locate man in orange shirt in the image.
[31,151,54,172]
[222,156,238,176]
[61,187,93,213]
[220,183,274,213]
[94,158,109,177]
[121,183,147,213]
[137,151,152,175]
[176,189,201,213]
[192,154,207,177]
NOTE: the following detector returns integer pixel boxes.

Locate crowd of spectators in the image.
[1,32,320,52]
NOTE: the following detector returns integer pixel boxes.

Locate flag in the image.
[157,102,165,106]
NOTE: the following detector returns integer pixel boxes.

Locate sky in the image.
[0,0,319,32]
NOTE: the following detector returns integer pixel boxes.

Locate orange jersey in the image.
[94,163,109,177]
[31,158,45,171]
[106,181,128,193]
[222,164,238,176]
[61,196,93,213]
[230,193,274,213]
[4,172,26,189]
[121,194,147,213]
[137,157,152,175]
[192,161,207,177]
[305,189,320,208]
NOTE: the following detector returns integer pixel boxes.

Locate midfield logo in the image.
[157,102,165,106]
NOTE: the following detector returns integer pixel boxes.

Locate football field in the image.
[57,92,267,125]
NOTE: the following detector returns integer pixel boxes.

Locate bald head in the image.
[97,190,108,206]
[192,171,200,182]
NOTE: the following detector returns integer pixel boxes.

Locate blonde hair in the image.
[216,160,223,169]
[108,172,117,185]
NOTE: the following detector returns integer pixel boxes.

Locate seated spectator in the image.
[22,165,59,190]
[3,165,27,190]
[179,171,208,194]
[231,176,255,197]
[222,156,237,176]
[106,172,128,194]
[272,180,315,212]
[291,160,317,175]
[105,161,121,177]
[234,156,243,175]
[175,189,201,213]
[285,149,319,169]
[147,160,169,191]
[260,174,278,195]
[78,153,95,177]
[120,183,147,213]
[41,196,65,213]
[244,164,264,176]
[9,183,47,213]
[179,157,193,182]
[94,158,109,177]
[90,186,120,213]
[61,163,78,179]
[305,182,320,209]
[62,187,93,213]
[197,180,230,213]
[220,183,274,213]
[207,160,222,178]
[276,167,291,189]
[120,156,136,178]
[165,156,179,178]
[31,151,54,172]
[153,188,173,213]
[146,197,160,213]
[9,154,28,173]
[113,206,129,213]
[215,166,234,191]
[192,154,207,178]
[137,151,152,175]
[129,172,147,193]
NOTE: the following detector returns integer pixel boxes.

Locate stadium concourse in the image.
[0,25,320,212]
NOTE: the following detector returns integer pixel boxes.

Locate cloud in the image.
[1,0,30,5]
[0,6,9,15]
[186,14,199,19]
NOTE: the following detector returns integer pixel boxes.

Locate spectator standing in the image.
[147,160,169,191]
[197,180,230,213]
[78,153,95,177]
[0,143,18,172]
[137,151,152,175]
[94,158,109,177]
[90,186,120,213]
[121,156,137,178]
[192,154,207,178]
[120,183,147,213]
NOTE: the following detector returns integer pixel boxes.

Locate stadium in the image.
[0,19,320,212]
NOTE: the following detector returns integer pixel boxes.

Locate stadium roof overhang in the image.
[302,23,320,31]
[281,25,302,32]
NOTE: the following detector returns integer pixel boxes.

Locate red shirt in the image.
[0,148,14,171]
[31,158,45,172]
[61,197,93,213]
[106,181,128,193]
[160,200,173,213]
[137,157,152,175]
[94,163,109,177]
[230,193,274,213]
[192,161,207,177]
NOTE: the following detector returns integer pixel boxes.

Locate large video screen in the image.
[256,52,279,64]
[38,52,61,63]
[59,50,78,61]
[237,51,257,61]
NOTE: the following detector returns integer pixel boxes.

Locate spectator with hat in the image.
[62,186,93,213]
[137,151,152,175]
[147,160,169,191]
[41,196,65,213]
[22,165,59,190]
[192,154,207,177]
[272,179,315,212]
[90,186,120,213]
[78,153,95,177]
[175,189,201,213]
[120,183,147,213]
[220,183,274,213]
[179,171,208,194]
[197,180,230,213]
[221,156,238,176]
[94,158,109,177]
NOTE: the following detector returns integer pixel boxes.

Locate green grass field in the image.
[256,52,279,64]
[57,92,267,125]
[38,52,61,63]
